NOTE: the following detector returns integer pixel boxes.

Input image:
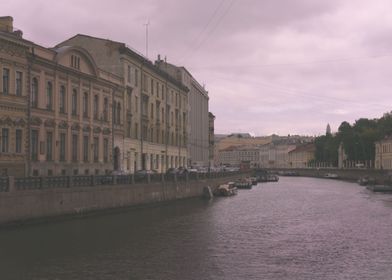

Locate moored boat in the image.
[366,185,392,192]
[214,182,238,196]
[324,173,338,179]
[235,178,252,189]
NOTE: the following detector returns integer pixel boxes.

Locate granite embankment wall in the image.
[0,173,246,226]
[273,168,391,183]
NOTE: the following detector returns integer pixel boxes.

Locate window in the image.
[103,138,108,163]
[31,130,38,161]
[142,125,148,141]
[15,71,22,96]
[59,86,66,113]
[117,103,121,124]
[151,79,154,95]
[156,81,159,97]
[2,68,9,95]
[59,133,66,162]
[127,89,132,110]
[162,85,165,99]
[135,96,139,113]
[15,129,22,153]
[135,123,138,139]
[142,96,148,117]
[31,78,38,108]
[72,89,78,115]
[143,74,148,91]
[1,128,9,153]
[46,82,53,110]
[93,137,99,162]
[103,97,108,121]
[83,136,89,162]
[127,65,131,83]
[83,92,88,117]
[93,95,99,119]
[135,69,138,86]
[151,103,154,119]
[127,121,131,138]
[72,134,78,162]
[46,132,53,161]
[150,128,154,142]
[71,55,80,69]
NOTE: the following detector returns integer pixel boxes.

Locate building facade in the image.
[58,35,188,173]
[375,136,392,169]
[260,143,296,168]
[0,17,29,176]
[288,143,315,168]
[0,17,120,176]
[155,60,209,168]
[208,112,215,168]
[217,145,260,168]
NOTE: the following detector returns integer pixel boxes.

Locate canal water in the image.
[1,177,392,280]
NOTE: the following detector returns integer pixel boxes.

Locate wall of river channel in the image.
[0,173,245,226]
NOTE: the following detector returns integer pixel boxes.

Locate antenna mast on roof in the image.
[144,20,150,59]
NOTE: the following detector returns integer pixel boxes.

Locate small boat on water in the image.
[235,178,252,189]
[366,185,392,192]
[357,176,375,186]
[324,173,339,179]
[214,182,238,196]
[249,177,258,185]
[258,174,279,182]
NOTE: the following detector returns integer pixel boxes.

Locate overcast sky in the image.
[4,0,392,136]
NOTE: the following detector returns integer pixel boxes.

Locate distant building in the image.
[208,112,215,168]
[288,143,315,168]
[375,136,392,169]
[218,145,260,168]
[260,143,296,168]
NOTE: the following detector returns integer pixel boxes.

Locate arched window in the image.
[31,78,38,108]
[46,82,53,110]
[59,86,66,113]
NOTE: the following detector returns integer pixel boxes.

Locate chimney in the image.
[0,16,13,32]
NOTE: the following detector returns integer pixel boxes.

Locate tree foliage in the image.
[314,112,392,164]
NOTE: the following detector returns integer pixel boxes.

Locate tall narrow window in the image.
[135,69,138,87]
[46,132,53,161]
[46,82,53,110]
[1,128,9,153]
[117,103,121,124]
[103,138,108,163]
[127,65,131,83]
[2,68,9,95]
[31,130,38,161]
[127,121,131,138]
[93,137,99,162]
[31,78,38,108]
[83,136,89,162]
[15,129,22,153]
[93,95,99,119]
[83,92,88,117]
[151,79,154,95]
[72,89,78,115]
[127,89,132,110]
[113,101,117,124]
[15,71,22,96]
[103,97,108,121]
[59,86,66,113]
[72,134,78,162]
[59,133,66,162]
[135,96,139,113]
[151,103,154,119]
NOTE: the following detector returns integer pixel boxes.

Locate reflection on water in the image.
[0,177,392,280]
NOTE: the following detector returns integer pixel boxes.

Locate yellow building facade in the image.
[58,35,188,173]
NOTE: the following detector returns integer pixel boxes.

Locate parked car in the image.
[166,167,188,175]
[135,169,158,179]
